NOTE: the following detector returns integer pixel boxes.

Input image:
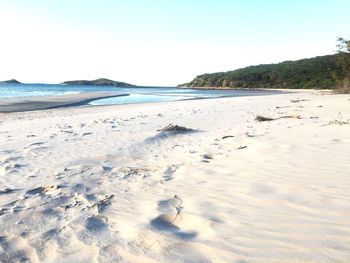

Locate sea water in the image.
[0,83,281,106]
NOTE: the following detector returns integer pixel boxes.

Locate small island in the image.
[62,78,136,88]
[0,79,21,84]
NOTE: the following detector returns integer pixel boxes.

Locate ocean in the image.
[0,83,281,106]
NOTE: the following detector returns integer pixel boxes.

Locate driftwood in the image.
[276,106,290,109]
[202,154,214,160]
[237,146,247,150]
[222,135,235,140]
[255,115,274,122]
[290,99,309,103]
[255,115,301,122]
[279,115,302,119]
[93,195,114,213]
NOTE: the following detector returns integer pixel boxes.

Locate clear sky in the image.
[0,0,349,86]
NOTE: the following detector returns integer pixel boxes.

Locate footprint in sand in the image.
[162,165,179,181]
[150,212,212,240]
[25,185,60,196]
[0,235,39,262]
[0,150,16,155]
[202,153,214,163]
[0,187,16,195]
[49,133,57,139]
[152,196,214,240]
[0,198,24,216]
[158,196,183,212]
[85,215,108,232]
[93,195,114,213]
[113,167,151,180]
[24,142,45,149]
[1,162,26,174]
[3,156,23,163]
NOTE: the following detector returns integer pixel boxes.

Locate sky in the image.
[0,0,349,86]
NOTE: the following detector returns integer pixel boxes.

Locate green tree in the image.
[336,37,350,92]
[337,37,350,53]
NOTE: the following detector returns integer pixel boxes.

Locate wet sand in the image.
[0,92,128,112]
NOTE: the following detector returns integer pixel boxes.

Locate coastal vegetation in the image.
[182,38,350,91]
[62,78,136,87]
[181,54,346,89]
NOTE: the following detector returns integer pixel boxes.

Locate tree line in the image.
[182,37,350,92]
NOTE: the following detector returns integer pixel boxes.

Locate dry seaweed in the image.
[290,99,309,103]
[146,124,197,143]
[327,112,350,126]
[279,115,302,120]
[157,124,194,133]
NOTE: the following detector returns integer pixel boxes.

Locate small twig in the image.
[143,240,160,254]
[172,195,183,223]
[172,207,183,223]
[173,195,183,206]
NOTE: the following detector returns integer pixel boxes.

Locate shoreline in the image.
[0,92,128,113]
[0,89,285,113]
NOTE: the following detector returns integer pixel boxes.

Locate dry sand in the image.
[0,91,350,262]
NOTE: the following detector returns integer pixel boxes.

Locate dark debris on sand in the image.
[157,124,195,133]
[255,115,275,122]
[255,115,301,122]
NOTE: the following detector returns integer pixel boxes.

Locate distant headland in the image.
[0,79,21,84]
[62,78,136,87]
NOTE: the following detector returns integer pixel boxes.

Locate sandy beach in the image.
[0,91,350,262]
